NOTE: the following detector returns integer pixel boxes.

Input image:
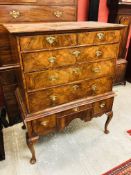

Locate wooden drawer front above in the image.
[93,98,114,115]
[27,77,112,113]
[0,5,76,23]
[78,30,120,45]
[22,44,118,72]
[32,115,56,135]
[19,33,77,51]
[25,59,115,91]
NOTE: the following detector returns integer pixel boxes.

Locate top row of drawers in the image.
[0,0,76,5]
[19,30,121,51]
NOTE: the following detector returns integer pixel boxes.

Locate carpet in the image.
[102,159,131,175]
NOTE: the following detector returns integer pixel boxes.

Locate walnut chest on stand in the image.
[4,21,126,164]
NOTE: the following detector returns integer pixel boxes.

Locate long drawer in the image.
[0,5,76,23]
[25,59,115,91]
[21,44,119,73]
[19,30,120,51]
[27,77,113,113]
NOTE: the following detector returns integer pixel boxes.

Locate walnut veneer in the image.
[4,21,126,164]
[0,0,78,125]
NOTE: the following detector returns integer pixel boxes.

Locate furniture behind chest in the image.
[108,1,131,85]
[0,0,78,126]
[4,21,126,164]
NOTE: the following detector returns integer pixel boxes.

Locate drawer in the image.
[57,106,92,131]
[93,98,114,116]
[19,33,77,51]
[0,70,17,85]
[21,44,119,72]
[27,77,112,113]
[25,59,115,91]
[78,30,121,45]
[32,115,56,135]
[0,5,76,23]
[0,47,13,66]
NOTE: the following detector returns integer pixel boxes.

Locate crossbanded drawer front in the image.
[93,98,114,115]
[78,30,121,45]
[32,115,56,135]
[27,77,112,113]
[25,59,115,91]
[0,5,76,23]
[19,33,77,51]
[21,44,119,72]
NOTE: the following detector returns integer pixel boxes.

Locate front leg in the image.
[104,111,113,134]
[26,133,38,164]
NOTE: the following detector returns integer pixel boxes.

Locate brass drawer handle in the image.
[100,102,106,108]
[73,85,79,91]
[48,57,56,63]
[73,107,79,112]
[97,32,104,40]
[50,95,57,101]
[46,36,56,44]
[72,50,81,57]
[49,75,58,81]
[91,85,97,91]
[41,120,49,126]
[92,67,101,73]
[96,50,103,57]
[54,11,63,18]
[72,68,81,74]
[10,10,20,19]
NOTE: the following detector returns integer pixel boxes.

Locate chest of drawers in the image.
[0,0,78,125]
[4,21,126,164]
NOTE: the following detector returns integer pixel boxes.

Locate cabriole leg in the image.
[104,111,113,134]
[26,133,37,164]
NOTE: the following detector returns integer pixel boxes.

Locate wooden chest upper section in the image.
[0,0,77,23]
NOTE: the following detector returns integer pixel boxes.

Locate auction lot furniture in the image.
[4,21,126,164]
[0,0,78,125]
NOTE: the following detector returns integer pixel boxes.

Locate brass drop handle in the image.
[50,95,57,102]
[46,36,56,44]
[73,84,79,91]
[41,120,49,126]
[96,50,103,57]
[48,57,56,63]
[97,32,105,40]
[54,11,63,18]
[49,75,58,81]
[92,67,101,73]
[10,10,20,19]
[73,107,79,112]
[91,85,97,91]
[72,68,81,74]
[72,50,81,57]
[100,102,106,108]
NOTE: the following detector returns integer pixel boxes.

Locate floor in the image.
[0,83,131,175]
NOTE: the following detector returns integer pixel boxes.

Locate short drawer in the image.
[21,44,119,72]
[27,77,112,113]
[78,30,120,45]
[25,59,115,91]
[32,115,56,135]
[0,5,76,23]
[19,33,77,51]
[93,98,114,116]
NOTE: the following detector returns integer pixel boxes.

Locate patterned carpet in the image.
[102,159,131,175]
[0,83,131,175]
